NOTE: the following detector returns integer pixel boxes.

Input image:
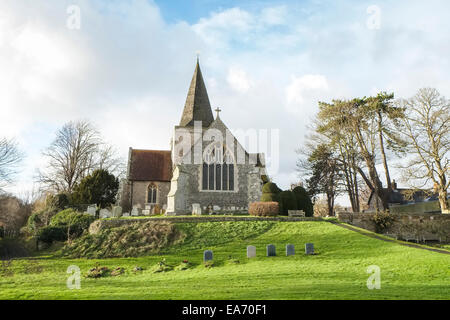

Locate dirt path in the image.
[329,221,450,255]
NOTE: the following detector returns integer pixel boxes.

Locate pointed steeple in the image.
[179,59,214,127]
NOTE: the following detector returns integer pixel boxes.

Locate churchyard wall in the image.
[337,212,450,242]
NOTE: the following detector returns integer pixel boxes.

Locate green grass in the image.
[0,221,449,300]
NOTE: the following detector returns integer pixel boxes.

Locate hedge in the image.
[249,202,279,216]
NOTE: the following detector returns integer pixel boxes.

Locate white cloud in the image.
[227,67,253,93]
[285,74,329,112]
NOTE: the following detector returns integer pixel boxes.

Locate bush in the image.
[50,209,95,238]
[37,226,67,244]
[292,186,314,217]
[261,182,281,202]
[371,212,395,233]
[249,202,279,216]
[278,191,298,215]
[27,209,56,234]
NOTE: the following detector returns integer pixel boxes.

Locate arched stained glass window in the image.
[202,145,234,191]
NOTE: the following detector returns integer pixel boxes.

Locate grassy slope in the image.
[0,221,449,300]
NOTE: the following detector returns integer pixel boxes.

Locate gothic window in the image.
[202,145,234,191]
[147,184,157,203]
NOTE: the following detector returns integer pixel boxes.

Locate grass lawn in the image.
[0,221,449,300]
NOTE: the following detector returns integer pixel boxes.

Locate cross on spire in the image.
[215,107,222,118]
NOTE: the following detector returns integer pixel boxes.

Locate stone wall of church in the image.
[169,163,261,214]
[129,181,170,210]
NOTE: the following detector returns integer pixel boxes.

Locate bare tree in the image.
[0,138,23,191]
[38,120,124,193]
[396,88,449,211]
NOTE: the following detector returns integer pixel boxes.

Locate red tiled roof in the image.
[129,149,172,181]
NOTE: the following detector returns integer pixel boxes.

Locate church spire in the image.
[179,59,214,127]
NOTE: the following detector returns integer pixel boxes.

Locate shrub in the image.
[278,191,298,215]
[50,209,95,238]
[37,226,67,244]
[371,211,395,233]
[27,209,56,234]
[261,182,281,202]
[249,202,279,216]
[292,186,314,217]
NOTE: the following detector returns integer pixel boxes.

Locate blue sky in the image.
[1,0,450,203]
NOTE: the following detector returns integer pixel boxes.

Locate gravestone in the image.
[131,207,141,216]
[86,205,97,216]
[122,212,130,217]
[286,244,295,256]
[266,244,276,257]
[203,250,213,262]
[142,209,150,216]
[111,206,122,218]
[305,243,314,255]
[99,208,111,218]
[192,203,202,215]
[247,245,256,258]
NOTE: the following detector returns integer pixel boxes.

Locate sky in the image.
[1,0,450,202]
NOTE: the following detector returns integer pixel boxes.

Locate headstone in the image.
[122,212,130,217]
[142,209,150,216]
[213,205,221,211]
[192,203,202,215]
[111,206,122,218]
[266,244,276,257]
[131,207,141,216]
[247,245,256,258]
[86,205,97,216]
[145,204,152,210]
[99,208,111,218]
[203,250,213,262]
[286,244,295,256]
[305,243,314,255]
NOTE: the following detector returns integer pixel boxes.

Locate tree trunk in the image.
[438,189,449,211]
[378,111,392,188]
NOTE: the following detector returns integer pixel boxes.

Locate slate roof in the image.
[368,188,434,206]
[179,60,214,127]
[128,149,172,181]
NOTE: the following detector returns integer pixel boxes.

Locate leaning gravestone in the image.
[203,250,213,262]
[286,244,295,256]
[266,244,276,257]
[247,245,256,258]
[305,243,314,255]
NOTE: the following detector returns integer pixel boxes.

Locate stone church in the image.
[119,60,267,215]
